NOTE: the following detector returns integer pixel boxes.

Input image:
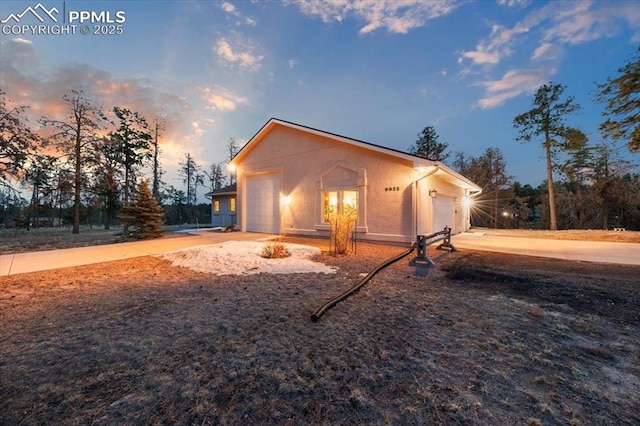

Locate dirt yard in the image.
[1,233,638,425]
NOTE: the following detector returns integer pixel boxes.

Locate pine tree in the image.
[513,82,586,230]
[409,126,450,162]
[597,47,640,153]
[120,180,165,239]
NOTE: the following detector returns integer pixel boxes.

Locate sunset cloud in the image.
[0,39,201,171]
[215,38,263,71]
[199,86,249,111]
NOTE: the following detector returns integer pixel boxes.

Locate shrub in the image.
[261,242,290,259]
[328,211,357,255]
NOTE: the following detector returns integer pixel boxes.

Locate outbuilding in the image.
[230,118,481,243]
[205,183,237,228]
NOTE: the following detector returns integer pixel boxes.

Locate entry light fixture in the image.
[281,195,291,205]
[429,189,438,198]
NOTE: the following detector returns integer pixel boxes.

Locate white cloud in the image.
[477,68,551,109]
[543,0,640,45]
[220,1,257,26]
[12,37,33,45]
[287,0,349,23]
[461,1,639,68]
[497,0,531,7]
[460,14,543,66]
[288,58,298,69]
[215,38,263,71]
[199,86,249,111]
[531,42,562,61]
[221,2,235,13]
[288,0,461,34]
[460,1,639,108]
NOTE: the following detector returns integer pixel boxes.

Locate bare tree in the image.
[205,161,227,191]
[41,90,105,234]
[0,90,41,190]
[179,153,202,223]
[227,137,239,184]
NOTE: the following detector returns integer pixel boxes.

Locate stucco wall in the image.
[236,124,471,242]
[211,195,236,227]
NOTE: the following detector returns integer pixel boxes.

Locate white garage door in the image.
[433,196,454,233]
[245,173,280,234]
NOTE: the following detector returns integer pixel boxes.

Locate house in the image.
[205,183,237,227]
[229,118,481,243]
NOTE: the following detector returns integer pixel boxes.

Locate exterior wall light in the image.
[282,195,291,205]
[429,189,438,198]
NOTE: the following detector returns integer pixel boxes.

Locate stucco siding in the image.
[237,125,418,241]
[234,120,480,242]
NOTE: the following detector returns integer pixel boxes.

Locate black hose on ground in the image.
[310,244,416,322]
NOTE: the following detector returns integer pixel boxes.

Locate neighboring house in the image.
[229,118,481,243]
[205,183,237,227]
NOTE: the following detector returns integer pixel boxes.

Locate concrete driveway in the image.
[0,231,273,276]
[452,233,640,266]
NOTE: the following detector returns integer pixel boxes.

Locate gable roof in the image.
[204,183,236,198]
[231,118,481,193]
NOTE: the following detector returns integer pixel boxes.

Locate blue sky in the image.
[1,0,638,195]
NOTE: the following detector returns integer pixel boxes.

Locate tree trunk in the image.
[123,129,130,235]
[73,126,81,234]
[545,141,557,231]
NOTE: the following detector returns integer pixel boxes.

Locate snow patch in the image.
[161,241,336,275]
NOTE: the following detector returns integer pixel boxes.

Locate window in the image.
[213,199,220,213]
[322,190,358,222]
[230,197,236,212]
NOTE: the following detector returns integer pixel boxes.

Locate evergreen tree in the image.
[120,180,165,239]
[467,147,511,228]
[513,82,587,230]
[597,47,640,153]
[109,107,152,205]
[409,126,450,162]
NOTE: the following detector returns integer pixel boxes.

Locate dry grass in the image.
[1,237,639,425]
[473,228,640,243]
[260,242,291,259]
[0,225,192,255]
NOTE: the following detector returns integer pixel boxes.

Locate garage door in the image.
[245,173,280,234]
[433,196,454,233]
